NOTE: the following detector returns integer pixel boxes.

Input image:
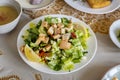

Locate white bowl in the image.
[109,19,120,48]
[17,14,97,74]
[102,65,120,80]
[16,0,54,10]
[0,0,22,34]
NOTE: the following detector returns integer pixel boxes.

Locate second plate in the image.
[64,0,120,14]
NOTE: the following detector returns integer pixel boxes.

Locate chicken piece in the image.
[43,37,49,44]
[53,34,61,39]
[54,28,61,34]
[47,27,54,35]
[60,40,71,50]
[41,21,49,29]
[61,28,66,34]
[62,33,71,41]
[57,23,64,28]
[35,33,46,45]
[45,45,51,51]
[52,24,57,28]
[39,33,46,41]
[35,37,42,45]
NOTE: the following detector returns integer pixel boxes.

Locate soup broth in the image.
[0,6,18,25]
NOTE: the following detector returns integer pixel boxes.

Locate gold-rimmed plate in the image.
[64,0,120,14]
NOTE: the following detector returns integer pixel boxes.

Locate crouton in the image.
[54,28,61,34]
[41,21,48,29]
[35,33,46,45]
[52,24,57,28]
[43,37,49,43]
[45,44,51,51]
[53,34,61,39]
[47,27,54,35]
[35,37,42,45]
[57,23,64,28]
[60,40,71,50]
[62,33,71,41]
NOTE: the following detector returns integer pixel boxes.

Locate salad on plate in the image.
[20,16,90,71]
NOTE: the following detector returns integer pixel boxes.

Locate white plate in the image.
[102,65,120,80]
[15,0,54,9]
[109,19,120,48]
[64,0,120,14]
[17,14,97,74]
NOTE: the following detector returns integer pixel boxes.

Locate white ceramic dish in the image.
[17,14,97,74]
[109,19,120,48]
[16,0,54,10]
[102,65,120,80]
[64,0,120,14]
[0,0,22,34]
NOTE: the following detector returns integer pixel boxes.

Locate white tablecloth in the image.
[0,14,120,80]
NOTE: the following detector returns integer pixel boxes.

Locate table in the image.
[0,13,120,80]
[1,0,120,79]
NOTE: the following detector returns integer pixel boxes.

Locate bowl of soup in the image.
[0,0,22,34]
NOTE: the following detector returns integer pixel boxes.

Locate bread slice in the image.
[86,0,111,8]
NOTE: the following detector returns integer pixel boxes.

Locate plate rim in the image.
[17,14,97,74]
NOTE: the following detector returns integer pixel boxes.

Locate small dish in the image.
[16,0,54,10]
[17,14,97,74]
[0,0,22,34]
[109,19,120,48]
[64,0,120,14]
[102,65,120,80]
